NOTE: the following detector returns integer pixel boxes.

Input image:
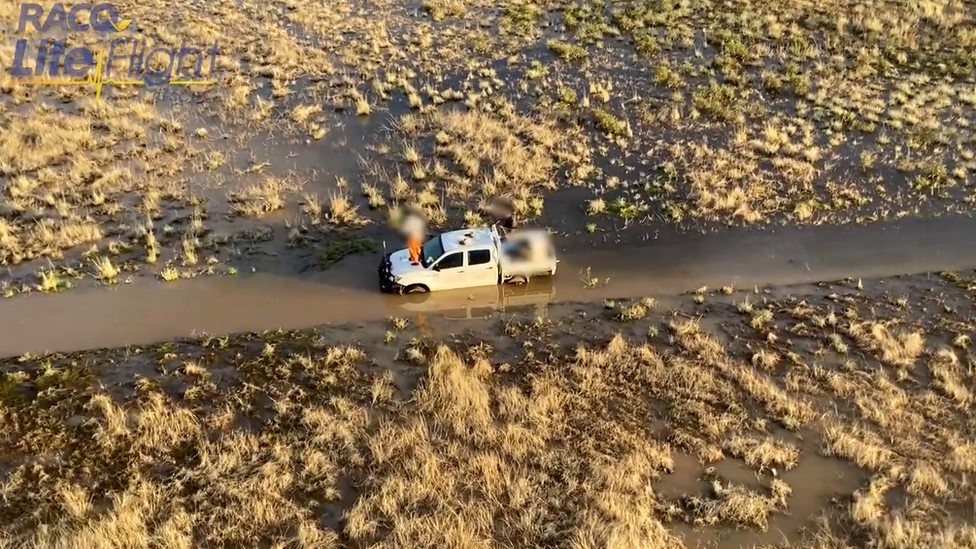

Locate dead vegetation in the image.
[3,0,976,294]
[229,176,300,218]
[359,104,591,228]
[2,273,976,548]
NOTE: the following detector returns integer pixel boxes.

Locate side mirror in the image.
[431,263,440,271]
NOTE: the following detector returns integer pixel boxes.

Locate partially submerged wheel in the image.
[509,275,528,285]
[401,284,429,295]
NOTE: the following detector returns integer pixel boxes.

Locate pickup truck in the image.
[378,226,558,294]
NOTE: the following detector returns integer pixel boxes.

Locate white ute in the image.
[378,226,558,294]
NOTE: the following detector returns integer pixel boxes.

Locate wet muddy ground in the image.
[2,267,974,548]
[4,0,976,546]
[3,212,976,358]
[6,0,976,305]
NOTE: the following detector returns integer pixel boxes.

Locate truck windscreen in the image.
[421,236,444,268]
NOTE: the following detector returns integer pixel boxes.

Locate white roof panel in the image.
[440,228,496,253]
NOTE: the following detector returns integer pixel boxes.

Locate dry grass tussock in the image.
[0,0,385,280]
[229,176,302,217]
[847,321,926,368]
[347,345,682,548]
[0,93,238,292]
[0,112,96,174]
[0,100,185,268]
[0,336,694,549]
[431,107,573,189]
[367,105,591,224]
[5,0,976,289]
[4,276,976,547]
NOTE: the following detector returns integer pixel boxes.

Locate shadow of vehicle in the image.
[383,278,557,321]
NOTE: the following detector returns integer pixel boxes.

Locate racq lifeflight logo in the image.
[10,3,221,100]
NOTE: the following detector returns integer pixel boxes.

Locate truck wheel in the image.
[402,284,429,295]
[509,275,528,286]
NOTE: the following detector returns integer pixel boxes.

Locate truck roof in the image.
[440,227,497,253]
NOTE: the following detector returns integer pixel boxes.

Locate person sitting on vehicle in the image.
[529,233,550,263]
[504,238,531,262]
[401,206,427,265]
[489,196,517,238]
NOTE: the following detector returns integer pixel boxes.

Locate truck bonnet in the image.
[388,249,428,278]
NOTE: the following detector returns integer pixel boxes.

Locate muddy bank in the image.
[2,266,974,549]
[2,214,976,357]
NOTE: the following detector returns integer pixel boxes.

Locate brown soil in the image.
[2,270,975,548]
[5,0,976,301]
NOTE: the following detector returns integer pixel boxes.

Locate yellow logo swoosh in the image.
[109,18,132,31]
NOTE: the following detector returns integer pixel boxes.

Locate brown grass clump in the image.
[906,461,949,497]
[724,435,800,472]
[821,420,896,473]
[684,147,768,224]
[685,479,788,530]
[928,348,972,404]
[432,108,564,188]
[669,319,815,430]
[326,192,367,226]
[852,475,976,549]
[847,322,925,368]
[949,440,976,473]
[92,256,121,282]
[7,219,104,265]
[230,176,296,217]
[615,297,656,321]
[347,343,688,548]
[850,475,893,529]
[3,274,976,547]
[0,91,197,275]
[0,112,96,174]
[370,105,590,220]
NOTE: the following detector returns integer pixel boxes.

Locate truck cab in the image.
[378,226,557,294]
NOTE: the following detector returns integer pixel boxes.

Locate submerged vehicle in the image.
[378,226,558,294]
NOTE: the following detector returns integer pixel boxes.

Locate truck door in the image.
[431,251,466,290]
[466,248,499,288]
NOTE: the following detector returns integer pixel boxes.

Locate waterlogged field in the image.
[2,0,976,295]
[1,271,975,548]
[3,3,976,546]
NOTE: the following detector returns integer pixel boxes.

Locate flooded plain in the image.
[4,213,976,357]
[4,0,976,547]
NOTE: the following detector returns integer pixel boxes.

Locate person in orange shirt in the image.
[401,206,426,265]
[407,235,421,265]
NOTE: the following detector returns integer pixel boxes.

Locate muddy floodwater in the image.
[3,214,976,358]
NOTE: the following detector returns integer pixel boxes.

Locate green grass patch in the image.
[633,30,660,57]
[501,2,545,35]
[606,197,645,220]
[317,236,376,269]
[422,0,466,21]
[547,39,588,62]
[593,108,628,136]
[692,82,738,122]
